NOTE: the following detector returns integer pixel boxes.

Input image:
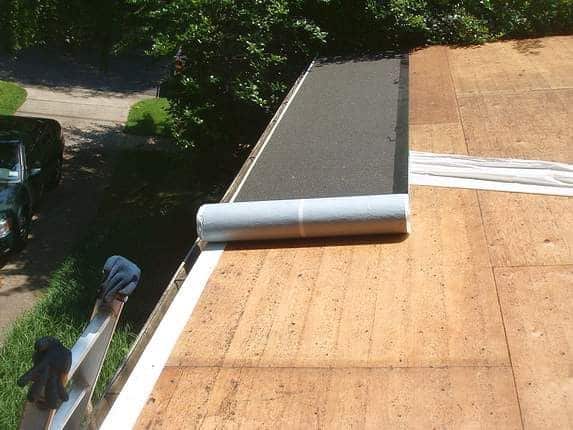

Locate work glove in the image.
[99,255,141,303]
[17,337,72,410]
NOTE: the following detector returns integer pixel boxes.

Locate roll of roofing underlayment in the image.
[409,151,573,196]
[197,194,410,242]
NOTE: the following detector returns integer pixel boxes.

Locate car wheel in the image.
[47,156,63,189]
[13,209,31,251]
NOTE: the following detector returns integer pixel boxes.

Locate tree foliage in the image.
[144,0,572,153]
[136,0,325,152]
[304,0,573,50]
[1,0,571,152]
[0,0,141,65]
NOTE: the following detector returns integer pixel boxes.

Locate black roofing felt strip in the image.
[393,55,409,194]
[235,54,410,202]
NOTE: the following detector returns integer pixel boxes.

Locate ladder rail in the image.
[19,298,126,430]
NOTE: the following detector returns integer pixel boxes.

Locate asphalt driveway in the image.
[0,50,165,342]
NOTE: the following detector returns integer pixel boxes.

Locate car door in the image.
[25,134,46,208]
[46,124,61,169]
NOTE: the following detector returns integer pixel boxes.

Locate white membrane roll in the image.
[197,194,410,242]
[410,151,573,196]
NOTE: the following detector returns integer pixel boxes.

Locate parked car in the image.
[0,115,64,253]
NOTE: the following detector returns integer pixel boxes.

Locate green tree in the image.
[138,0,325,154]
[0,0,142,66]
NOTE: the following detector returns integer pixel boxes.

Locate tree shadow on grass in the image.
[124,112,162,137]
[0,127,234,429]
[0,122,130,338]
[0,126,229,340]
[0,125,121,307]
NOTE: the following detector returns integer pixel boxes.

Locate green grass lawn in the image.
[0,148,229,428]
[0,81,27,115]
[124,97,171,136]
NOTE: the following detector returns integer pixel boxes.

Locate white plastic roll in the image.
[197,194,410,242]
[410,151,573,196]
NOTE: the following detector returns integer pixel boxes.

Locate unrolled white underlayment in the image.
[409,151,573,197]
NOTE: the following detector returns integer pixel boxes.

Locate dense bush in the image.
[304,0,573,50]
[137,0,325,153]
[1,0,571,150]
[145,0,572,152]
[0,0,141,67]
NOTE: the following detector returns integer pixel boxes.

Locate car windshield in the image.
[0,141,22,183]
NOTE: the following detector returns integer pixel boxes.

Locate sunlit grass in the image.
[124,98,171,136]
[0,81,27,115]
[0,149,227,428]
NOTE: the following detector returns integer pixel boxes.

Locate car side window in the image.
[34,129,53,165]
[43,128,57,156]
[27,142,42,170]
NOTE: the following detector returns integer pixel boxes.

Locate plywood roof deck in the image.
[135,36,572,429]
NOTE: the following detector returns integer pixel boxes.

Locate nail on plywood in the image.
[495,265,573,429]
[458,89,573,162]
[448,36,573,96]
[409,123,468,154]
[479,191,573,267]
[164,187,506,370]
[409,46,460,125]
[135,367,521,429]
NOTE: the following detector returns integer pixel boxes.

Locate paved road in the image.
[0,51,164,342]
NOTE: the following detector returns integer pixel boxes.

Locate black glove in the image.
[99,256,141,303]
[17,337,72,410]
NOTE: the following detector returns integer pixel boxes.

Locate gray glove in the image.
[99,256,141,303]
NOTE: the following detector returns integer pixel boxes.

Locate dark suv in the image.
[0,115,64,253]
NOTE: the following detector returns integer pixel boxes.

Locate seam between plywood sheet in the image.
[446,46,523,424]
[136,366,522,429]
[492,263,573,269]
[493,265,573,429]
[153,364,514,370]
[445,46,471,156]
[455,86,573,98]
[474,188,527,429]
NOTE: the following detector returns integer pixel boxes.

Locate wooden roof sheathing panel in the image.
[409,46,460,125]
[166,187,507,369]
[496,266,573,429]
[410,36,573,162]
[409,123,468,154]
[137,367,521,429]
[458,89,573,162]
[479,191,573,267]
[447,37,573,95]
[135,185,521,428]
